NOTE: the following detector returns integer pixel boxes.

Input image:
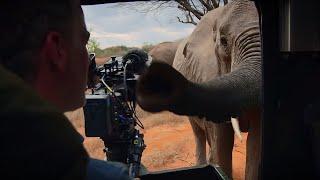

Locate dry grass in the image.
[83,137,105,159]
[65,108,105,159]
[65,107,246,179]
[64,107,189,162]
[65,108,85,134]
[135,106,152,119]
[142,135,195,169]
[139,111,188,130]
[95,57,109,65]
[64,107,187,133]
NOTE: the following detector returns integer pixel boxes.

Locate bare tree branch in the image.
[198,0,213,11]
[115,1,176,14]
[210,0,219,8]
[177,0,204,20]
[202,5,206,14]
[177,16,197,25]
[187,11,197,25]
[189,0,198,10]
[178,4,187,11]
[115,0,230,26]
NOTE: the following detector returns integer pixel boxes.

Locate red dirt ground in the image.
[66,109,246,180]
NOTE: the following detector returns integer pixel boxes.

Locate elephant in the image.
[136,1,261,180]
[149,39,183,66]
[150,38,227,168]
[148,15,243,176]
[150,37,232,171]
[172,6,235,177]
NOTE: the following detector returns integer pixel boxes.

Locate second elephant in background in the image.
[149,39,183,66]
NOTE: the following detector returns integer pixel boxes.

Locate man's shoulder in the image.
[0,65,88,179]
[0,65,82,145]
[0,65,53,113]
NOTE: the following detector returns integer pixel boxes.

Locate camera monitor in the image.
[83,94,114,138]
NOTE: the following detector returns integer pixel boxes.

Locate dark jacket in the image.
[0,65,89,179]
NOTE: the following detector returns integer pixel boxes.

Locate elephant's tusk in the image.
[231,117,242,142]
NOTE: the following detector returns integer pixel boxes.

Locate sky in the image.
[82,2,195,49]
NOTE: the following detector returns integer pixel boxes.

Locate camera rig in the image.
[83,49,149,178]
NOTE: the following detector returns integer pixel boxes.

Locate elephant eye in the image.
[220,36,228,46]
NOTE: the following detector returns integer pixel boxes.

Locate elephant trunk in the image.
[179,26,262,121]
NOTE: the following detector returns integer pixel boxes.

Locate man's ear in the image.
[41,32,68,72]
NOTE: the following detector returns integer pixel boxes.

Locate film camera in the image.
[83,49,149,178]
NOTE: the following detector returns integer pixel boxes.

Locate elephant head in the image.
[137,0,262,122]
[173,7,223,84]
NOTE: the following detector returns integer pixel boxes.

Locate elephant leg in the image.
[205,121,219,165]
[189,117,207,165]
[244,110,261,180]
[216,123,234,178]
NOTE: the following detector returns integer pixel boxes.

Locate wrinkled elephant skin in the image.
[137,1,261,179]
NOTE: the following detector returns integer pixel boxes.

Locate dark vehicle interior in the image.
[81,0,320,179]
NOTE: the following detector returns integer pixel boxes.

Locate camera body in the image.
[84,94,136,142]
[83,50,148,177]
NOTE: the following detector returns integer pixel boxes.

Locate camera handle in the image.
[101,129,146,178]
[103,141,129,163]
[128,129,146,178]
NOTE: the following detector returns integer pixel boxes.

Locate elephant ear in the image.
[172,38,189,72]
